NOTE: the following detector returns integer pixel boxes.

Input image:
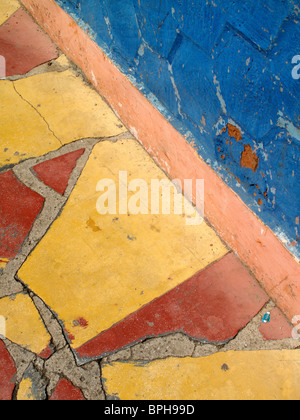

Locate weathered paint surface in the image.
[18,139,228,354]
[0,170,45,259]
[56,0,300,259]
[102,350,300,400]
[13,70,127,144]
[0,0,20,26]
[0,79,60,167]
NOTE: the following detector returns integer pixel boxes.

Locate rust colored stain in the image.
[241,144,259,172]
[73,318,89,328]
[227,123,242,142]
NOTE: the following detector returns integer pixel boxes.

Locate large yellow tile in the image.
[14,70,127,144]
[18,139,228,349]
[102,350,300,400]
[0,292,51,354]
[0,0,20,25]
[0,80,60,167]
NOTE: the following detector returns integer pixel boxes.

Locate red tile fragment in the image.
[0,8,58,77]
[259,308,293,340]
[32,149,85,195]
[75,253,268,361]
[49,378,85,401]
[0,170,45,259]
[39,343,54,360]
[0,339,16,400]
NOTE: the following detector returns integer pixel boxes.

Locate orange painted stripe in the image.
[19,0,300,322]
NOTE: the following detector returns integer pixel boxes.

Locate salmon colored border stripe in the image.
[20,0,300,321]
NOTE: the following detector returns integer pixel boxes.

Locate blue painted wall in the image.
[57,0,300,258]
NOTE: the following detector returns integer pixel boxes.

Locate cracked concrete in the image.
[1,1,299,400]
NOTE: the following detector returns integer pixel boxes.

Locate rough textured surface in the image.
[18,0,300,329]
[259,308,294,341]
[32,149,85,195]
[0,293,51,355]
[0,1,299,400]
[57,0,300,259]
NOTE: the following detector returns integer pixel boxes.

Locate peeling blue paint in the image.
[56,0,300,259]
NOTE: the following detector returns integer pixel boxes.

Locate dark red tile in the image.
[0,339,16,400]
[259,308,293,340]
[0,8,58,77]
[32,149,85,195]
[0,170,45,259]
[75,253,269,361]
[49,378,85,401]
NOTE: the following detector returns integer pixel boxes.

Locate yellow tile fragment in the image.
[0,293,51,354]
[17,378,36,401]
[0,80,60,167]
[14,70,127,144]
[18,140,228,349]
[0,258,9,270]
[0,0,20,25]
[102,350,300,400]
